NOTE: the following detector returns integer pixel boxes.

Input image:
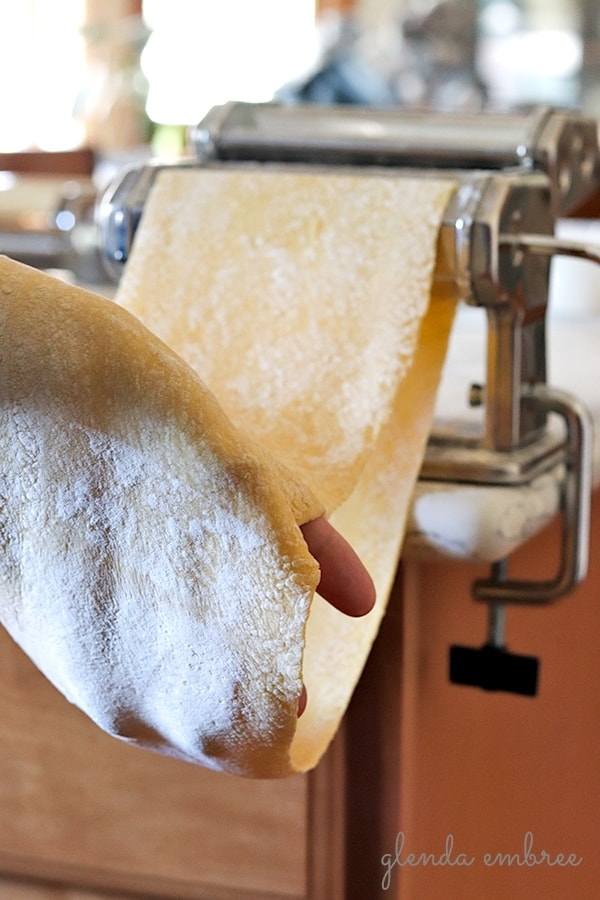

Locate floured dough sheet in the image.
[116,167,458,774]
[117,168,455,512]
[296,290,457,771]
[0,255,322,778]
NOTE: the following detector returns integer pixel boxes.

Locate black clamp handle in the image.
[449,643,539,697]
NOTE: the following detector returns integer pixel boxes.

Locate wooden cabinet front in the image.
[2,493,598,899]
[0,626,345,899]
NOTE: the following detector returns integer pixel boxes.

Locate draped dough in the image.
[0,254,322,777]
[0,165,456,778]
[116,168,458,774]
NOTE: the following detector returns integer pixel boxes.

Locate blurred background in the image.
[1,0,599,160]
[1,0,599,286]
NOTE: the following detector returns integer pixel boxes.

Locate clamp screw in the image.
[469,383,485,407]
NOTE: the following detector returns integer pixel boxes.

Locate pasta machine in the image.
[98,102,600,696]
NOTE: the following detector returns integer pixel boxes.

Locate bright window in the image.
[141,0,318,125]
[0,0,86,151]
[0,0,318,151]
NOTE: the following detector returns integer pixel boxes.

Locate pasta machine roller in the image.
[98,102,600,695]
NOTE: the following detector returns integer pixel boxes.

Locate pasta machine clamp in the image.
[449,384,592,697]
[430,175,596,696]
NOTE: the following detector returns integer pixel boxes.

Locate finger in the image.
[297,683,307,717]
[300,517,376,617]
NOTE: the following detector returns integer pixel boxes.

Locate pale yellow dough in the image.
[0,254,322,777]
[116,167,458,774]
[0,166,457,778]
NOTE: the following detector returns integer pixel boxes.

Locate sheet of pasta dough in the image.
[116,167,457,774]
